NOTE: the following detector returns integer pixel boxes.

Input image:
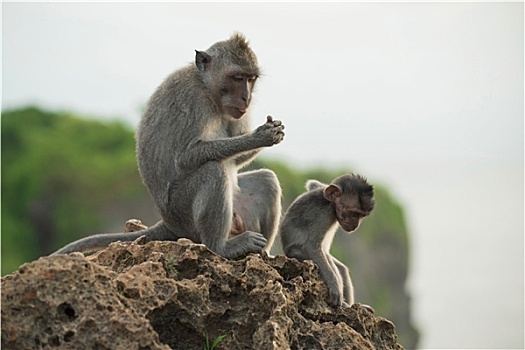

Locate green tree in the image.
[1,107,145,273]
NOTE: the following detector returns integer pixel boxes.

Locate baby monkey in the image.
[280,174,375,308]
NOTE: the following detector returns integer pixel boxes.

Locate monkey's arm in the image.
[306,247,345,307]
[234,149,261,168]
[180,124,283,168]
[233,117,284,167]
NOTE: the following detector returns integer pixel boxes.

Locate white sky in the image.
[2,2,524,348]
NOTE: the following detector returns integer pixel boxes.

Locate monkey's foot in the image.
[361,304,375,314]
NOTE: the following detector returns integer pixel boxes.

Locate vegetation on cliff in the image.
[1,107,419,347]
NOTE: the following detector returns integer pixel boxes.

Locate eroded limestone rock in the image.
[1,238,403,350]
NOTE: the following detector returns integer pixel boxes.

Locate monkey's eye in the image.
[350,212,362,220]
[232,75,244,82]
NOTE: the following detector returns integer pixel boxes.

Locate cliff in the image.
[1,237,404,350]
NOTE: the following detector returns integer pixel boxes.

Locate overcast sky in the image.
[2,2,524,348]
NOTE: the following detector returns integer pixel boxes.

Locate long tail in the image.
[52,221,172,255]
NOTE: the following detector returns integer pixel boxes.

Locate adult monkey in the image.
[54,33,285,258]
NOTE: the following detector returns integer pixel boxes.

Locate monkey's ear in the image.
[195,50,212,71]
[323,184,343,202]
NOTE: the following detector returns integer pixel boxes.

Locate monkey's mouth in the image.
[225,106,247,119]
[339,221,358,233]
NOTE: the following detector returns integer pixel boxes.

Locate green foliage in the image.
[1,106,408,278]
[203,334,225,350]
[1,107,144,274]
[361,186,409,246]
[1,105,416,345]
[247,158,349,208]
[165,256,179,277]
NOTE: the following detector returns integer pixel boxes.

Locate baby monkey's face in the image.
[338,211,368,232]
[333,196,373,233]
[322,174,375,233]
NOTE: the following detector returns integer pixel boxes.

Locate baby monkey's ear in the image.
[323,184,342,202]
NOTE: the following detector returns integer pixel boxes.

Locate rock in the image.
[1,238,404,350]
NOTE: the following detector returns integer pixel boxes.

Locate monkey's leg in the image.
[331,256,354,306]
[185,161,267,259]
[236,169,282,253]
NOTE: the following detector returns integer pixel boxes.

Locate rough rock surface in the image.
[1,237,404,350]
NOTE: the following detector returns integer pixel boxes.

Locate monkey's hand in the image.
[253,115,285,147]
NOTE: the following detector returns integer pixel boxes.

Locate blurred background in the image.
[2,2,523,349]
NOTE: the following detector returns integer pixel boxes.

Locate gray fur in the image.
[280,183,349,305]
[53,34,283,258]
[280,174,374,307]
[305,179,325,191]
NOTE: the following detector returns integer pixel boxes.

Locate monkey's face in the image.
[334,200,369,233]
[195,42,260,119]
[221,73,258,119]
[323,180,374,232]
